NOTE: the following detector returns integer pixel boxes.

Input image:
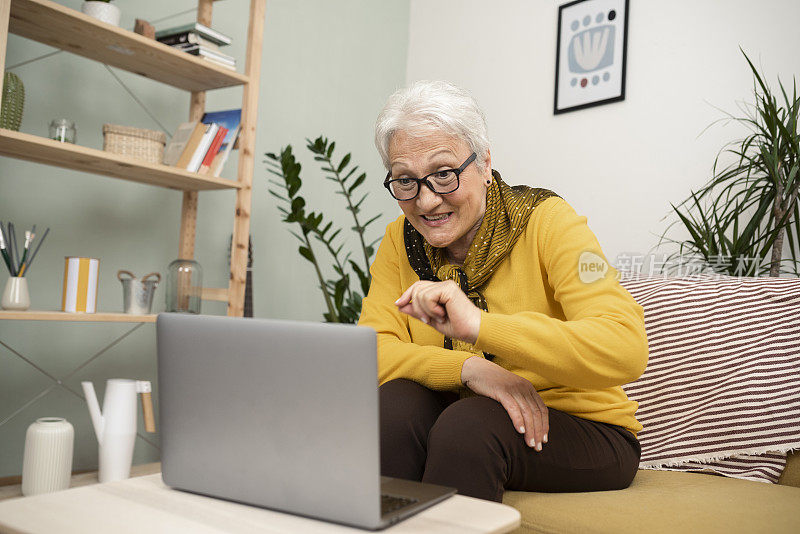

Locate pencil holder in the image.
[2,276,30,310]
[21,417,74,496]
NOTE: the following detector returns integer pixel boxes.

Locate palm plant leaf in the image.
[660,49,800,277]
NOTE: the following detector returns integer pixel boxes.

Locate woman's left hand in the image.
[394,280,481,343]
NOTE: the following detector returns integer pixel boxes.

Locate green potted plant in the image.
[657,49,800,277]
[265,136,381,323]
[81,0,121,27]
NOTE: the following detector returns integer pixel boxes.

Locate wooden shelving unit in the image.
[0,0,265,320]
[0,310,156,322]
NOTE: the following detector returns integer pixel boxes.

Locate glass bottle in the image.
[165,259,202,314]
[49,118,76,143]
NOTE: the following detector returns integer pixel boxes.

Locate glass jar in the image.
[49,118,76,143]
[165,259,202,314]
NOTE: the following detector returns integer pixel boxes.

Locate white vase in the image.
[81,1,121,27]
[22,418,74,496]
[2,276,30,310]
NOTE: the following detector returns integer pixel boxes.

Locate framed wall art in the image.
[554,0,629,114]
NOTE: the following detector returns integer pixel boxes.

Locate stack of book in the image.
[155,22,236,71]
[163,109,242,177]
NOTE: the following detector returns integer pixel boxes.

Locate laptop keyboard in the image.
[381,494,419,515]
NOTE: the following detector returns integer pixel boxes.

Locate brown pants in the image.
[379,378,641,502]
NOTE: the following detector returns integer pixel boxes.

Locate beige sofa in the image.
[503,451,800,533]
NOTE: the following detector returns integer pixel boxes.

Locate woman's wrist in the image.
[464,307,482,344]
[460,355,482,386]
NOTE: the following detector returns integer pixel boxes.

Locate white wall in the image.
[405,0,800,268]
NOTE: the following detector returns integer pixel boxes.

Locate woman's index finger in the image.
[394,283,417,306]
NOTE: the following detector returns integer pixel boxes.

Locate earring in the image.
[485,179,492,185]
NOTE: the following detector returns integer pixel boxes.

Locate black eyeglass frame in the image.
[383,152,478,201]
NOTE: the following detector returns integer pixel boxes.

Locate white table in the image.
[0,473,521,533]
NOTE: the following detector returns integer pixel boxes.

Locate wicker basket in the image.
[102,124,166,165]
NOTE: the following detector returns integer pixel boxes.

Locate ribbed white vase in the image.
[21,417,74,496]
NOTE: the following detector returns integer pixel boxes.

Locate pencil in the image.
[5,222,14,275]
[0,222,13,276]
[20,227,49,277]
[9,222,19,275]
[16,230,33,276]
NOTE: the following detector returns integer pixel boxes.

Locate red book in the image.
[199,126,228,175]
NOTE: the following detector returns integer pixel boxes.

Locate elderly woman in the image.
[358,80,648,502]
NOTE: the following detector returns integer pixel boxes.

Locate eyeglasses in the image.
[384,152,477,201]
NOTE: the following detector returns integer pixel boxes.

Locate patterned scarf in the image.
[404,169,560,361]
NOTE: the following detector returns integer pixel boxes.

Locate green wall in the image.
[0,0,407,477]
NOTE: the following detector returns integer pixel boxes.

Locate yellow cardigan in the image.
[358,196,649,437]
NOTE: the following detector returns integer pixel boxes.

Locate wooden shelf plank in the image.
[9,0,248,92]
[0,310,157,322]
[0,129,242,191]
[201,287,229,302]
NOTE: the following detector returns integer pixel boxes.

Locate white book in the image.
[200,56,236,70]
[175,44,236,64]
[187,123,219,173]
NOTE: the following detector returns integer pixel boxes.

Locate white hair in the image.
[374,80,490,171]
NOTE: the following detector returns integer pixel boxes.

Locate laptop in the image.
[156,313,456,530]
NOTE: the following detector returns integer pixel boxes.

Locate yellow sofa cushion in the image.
[778,451,800,487]
[503,466,800,534]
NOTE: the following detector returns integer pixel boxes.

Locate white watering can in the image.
[81,379,156,483]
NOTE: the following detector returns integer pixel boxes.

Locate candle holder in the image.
[49,118,76,143]
[165,259,202,314]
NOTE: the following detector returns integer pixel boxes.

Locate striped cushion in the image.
[618,272,800,483]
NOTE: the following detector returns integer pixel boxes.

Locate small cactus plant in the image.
[1,72,24,131]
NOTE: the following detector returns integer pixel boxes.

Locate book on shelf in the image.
[174,44,235,65]
[199,126,228,175]
[166,114,242,176]
[163,121,201,166]
[201,109,242,177]
[200,56,237,71]
[187,123,219,173]
[210,126,241,176]
[155,22,232,46]
[172,122,206,169]
[156,31,221,50]
[165,121,214,173]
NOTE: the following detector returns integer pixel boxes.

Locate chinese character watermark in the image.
[607,252,764,280]
[575,251,772,283]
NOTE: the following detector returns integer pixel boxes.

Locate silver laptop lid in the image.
[157,313,381,527]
